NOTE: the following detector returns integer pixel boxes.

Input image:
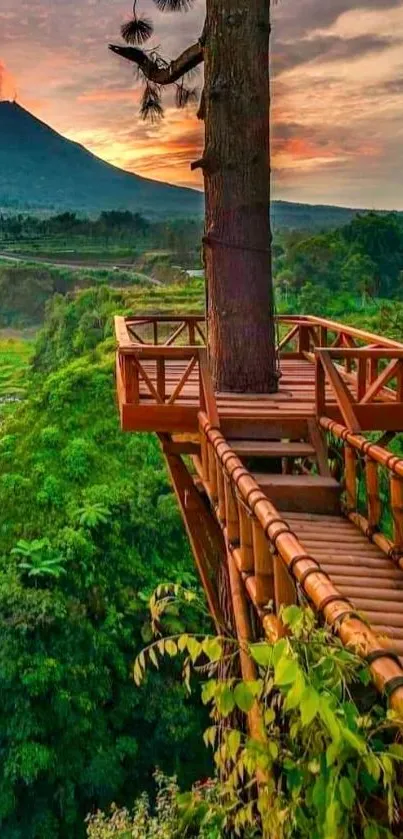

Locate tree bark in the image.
[203,0,277,393]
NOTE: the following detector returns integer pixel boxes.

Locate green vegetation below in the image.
[0,286,211,838]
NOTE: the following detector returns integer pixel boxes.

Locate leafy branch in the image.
[109,0,204,120]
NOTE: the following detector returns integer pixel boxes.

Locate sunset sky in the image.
[1,0,403,208]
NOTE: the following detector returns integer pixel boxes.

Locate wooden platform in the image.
[115,314,403,434]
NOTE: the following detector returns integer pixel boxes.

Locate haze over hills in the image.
[0,101,400,229]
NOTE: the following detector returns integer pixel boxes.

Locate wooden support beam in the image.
[317,350,361,431]
[164,451,223,629]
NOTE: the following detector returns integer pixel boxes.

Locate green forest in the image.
[1,210,403,838]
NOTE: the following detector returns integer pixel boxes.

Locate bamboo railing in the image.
[321,417,403,566]
[197,411,403,711]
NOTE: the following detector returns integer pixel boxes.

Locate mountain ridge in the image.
[0,101,203,218]
[1,102,401,228]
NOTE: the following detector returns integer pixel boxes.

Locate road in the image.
[0,252,161,285]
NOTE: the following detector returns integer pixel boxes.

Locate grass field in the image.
[0,335,33,408]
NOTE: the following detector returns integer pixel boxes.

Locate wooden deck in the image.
[115,314,403,433]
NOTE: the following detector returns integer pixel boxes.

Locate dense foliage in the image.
[0,288,210,838]
[134,590,403,839]
[276,212,403,302]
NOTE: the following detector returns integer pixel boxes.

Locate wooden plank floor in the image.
[285,512,403,661]
[137,357,340,419]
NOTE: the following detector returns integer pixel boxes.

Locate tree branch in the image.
[108,41,204,86]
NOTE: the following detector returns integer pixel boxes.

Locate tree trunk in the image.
[203,0,277,393]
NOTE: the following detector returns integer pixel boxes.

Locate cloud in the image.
[272,33,400,76]
[1,0,403,204]
[0,60,18,100]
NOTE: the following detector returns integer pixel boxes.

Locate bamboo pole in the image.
[239,503,254,573]
[252,518,274,607]
[320,418,403,479]
[344,445,357,512]
[224,474,240,546]
[366,458,381,532]
[274,553,297,610]
[208,443,218,503]
[391,476,403,555]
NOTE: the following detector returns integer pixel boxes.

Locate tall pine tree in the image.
[110,0,278,393]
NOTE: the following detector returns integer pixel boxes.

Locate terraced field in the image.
[0,336,33,408]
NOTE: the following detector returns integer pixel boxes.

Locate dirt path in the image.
[0,252,161,284]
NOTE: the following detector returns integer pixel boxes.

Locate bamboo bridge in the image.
[115,314,403,710]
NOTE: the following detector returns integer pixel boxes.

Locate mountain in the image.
[0,102,399,228]
[0,102,203,218]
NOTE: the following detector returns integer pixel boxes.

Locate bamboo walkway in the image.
[115,314,403,708]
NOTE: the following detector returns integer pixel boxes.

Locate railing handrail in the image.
[316,347,403,359]
[126,314,204,324]
[117,345,202,359]
[320,416,403,478]
[118,313,403,352]
[278,314,403,349]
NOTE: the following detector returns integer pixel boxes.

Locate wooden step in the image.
[230,440,316,459]
[221,417,309,441]
[254,474,341,515]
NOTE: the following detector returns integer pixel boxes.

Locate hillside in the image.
[0,102,203,218]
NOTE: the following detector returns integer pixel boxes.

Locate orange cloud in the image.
[0,60,17,101]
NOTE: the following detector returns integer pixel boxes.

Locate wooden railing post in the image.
[357,357,367,401]
[366,458,381,532]
[239,503,254,574]
[344,445,357,512]
[200,433,210,484]
[123,356,139,404]
[391,475,403,554]
[315,354,326,418]
[216,454,226,525]
[252,519,274,607]
[153,320,158,345]
[274,554,297,609]
[298,324,310,355]
[369,357,379,384]
[188,320,196,345]
[319,325,328,348]
[156,358,165,402]
[224,474,240,547]
[208,444,218,504]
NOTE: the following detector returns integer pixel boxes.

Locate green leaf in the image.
[249,643,273,668]
[218,686,235,717]
[227,729,241,759]
[282,604,303,628]
[234,682,255,713]
[364,824,380,839]
[148,647,159,668]
[187,637,202,662]
[342,727,366,756]
[300,686,319,727]
[284,670,305,711]
[203,637,222,662]
[274,656,298,687]
[201,680,217,705]
[165,639,177,657]
[339,776,355,810]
